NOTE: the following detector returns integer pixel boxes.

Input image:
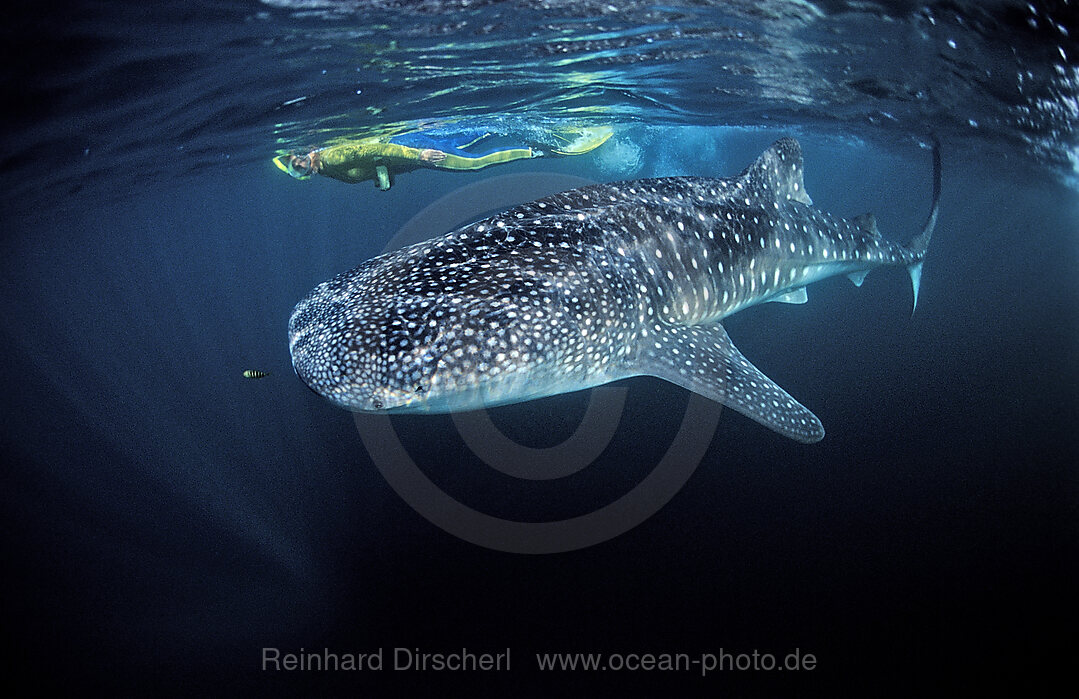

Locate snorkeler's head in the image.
[285,153,314,179]
[284,151,321,179]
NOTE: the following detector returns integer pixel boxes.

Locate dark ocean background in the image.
[2,0,1076,694]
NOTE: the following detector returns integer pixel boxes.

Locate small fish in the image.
[289,138,941,443]
[243,369,270,379]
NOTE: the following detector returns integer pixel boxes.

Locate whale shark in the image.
[289,137,941,442]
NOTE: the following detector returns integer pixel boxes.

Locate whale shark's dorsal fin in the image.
[853,212,879,236]
[740,138,813,206]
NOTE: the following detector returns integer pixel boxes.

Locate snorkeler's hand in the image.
[420,149,448,164]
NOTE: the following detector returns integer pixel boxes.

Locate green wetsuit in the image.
[316,141,535,187]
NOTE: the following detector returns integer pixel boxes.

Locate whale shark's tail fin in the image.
[906,136,942,315]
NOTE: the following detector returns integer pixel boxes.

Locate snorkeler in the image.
[279,128,537,190]
[275,124,613,190]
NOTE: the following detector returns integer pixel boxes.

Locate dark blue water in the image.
[2,1,1076,694]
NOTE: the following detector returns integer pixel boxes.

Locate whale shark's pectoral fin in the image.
[638,323,825,443]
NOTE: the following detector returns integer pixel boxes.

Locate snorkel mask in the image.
[285,153,315,179]
[273,150,319,180]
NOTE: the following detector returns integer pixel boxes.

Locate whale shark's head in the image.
[289,284,444,412]
[289,276,553,414]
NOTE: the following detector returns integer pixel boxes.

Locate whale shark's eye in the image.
[414,384,425,394]
[372,399,384,410]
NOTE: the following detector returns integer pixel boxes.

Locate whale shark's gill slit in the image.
[636,322,824,443]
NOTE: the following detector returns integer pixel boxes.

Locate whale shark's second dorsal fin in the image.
[740,138,813,206]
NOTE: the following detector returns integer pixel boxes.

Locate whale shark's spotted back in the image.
[290,138,941,442]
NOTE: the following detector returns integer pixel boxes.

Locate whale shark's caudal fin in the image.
[906,136,942,315]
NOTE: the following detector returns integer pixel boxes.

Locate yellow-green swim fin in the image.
[550,126,614,155]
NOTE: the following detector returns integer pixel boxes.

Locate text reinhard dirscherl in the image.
[262,647,510,672]
[261,648,817,675]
